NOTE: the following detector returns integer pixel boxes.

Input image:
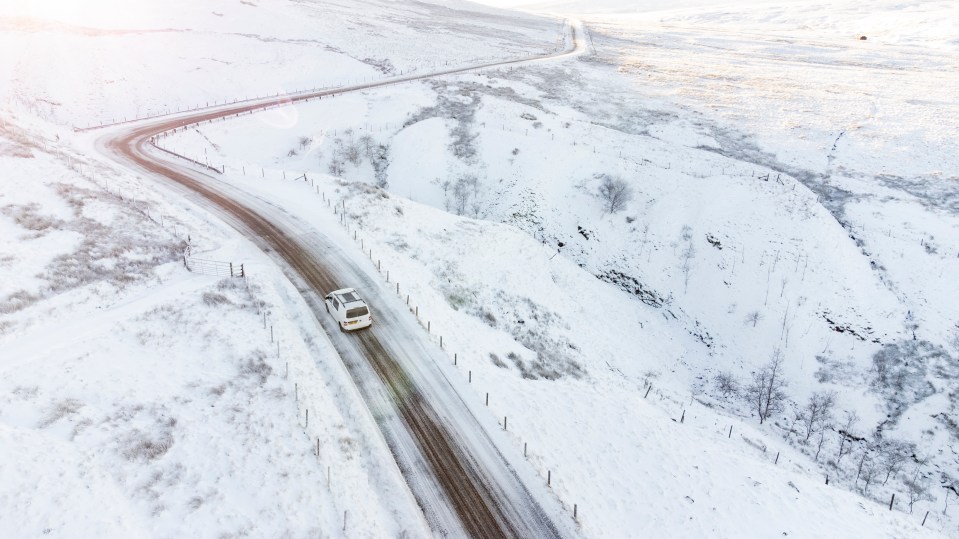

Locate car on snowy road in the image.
[324,288,373,332]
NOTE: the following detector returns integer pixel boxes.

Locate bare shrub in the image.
[0,289,40,314]
[596,174,633,214]
[328,158,345,177]
[714,372,739,399]
[33,183,183,295]
[201,291,232,306]
[497,297,584,380]
[744,311,762,327]
[489,353,507,368]
[0,122,38,157]
[450,120,478,162]
[123,430,174,461]
[344,143,362,166]
[1,202,63,234]
[878,439,913,485]
[38,398,84,428]
[506,349,583,380]
[339,436,357,458]
[479,309,497,326]
[802,391,836,442]
[240,352,273,385]
[368,143,391,188]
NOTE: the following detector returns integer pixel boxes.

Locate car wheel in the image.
[339,323,346,333]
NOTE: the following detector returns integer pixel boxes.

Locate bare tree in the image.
[343,142,362,166]
[327,158,345,177]
[298,135,312,150]
[359,134,375,156]
[681,244,696,293]
[860,458,878,495]
[597,174,633,214]
[451,175,475,216]
[802,391,837,442]
[744,311,762,327]
[905,476,933,513]
[879,440,912,485]
[837,410,859,465]
[814,420,831,461]
[714,372,739,399]
[748,349,788,424]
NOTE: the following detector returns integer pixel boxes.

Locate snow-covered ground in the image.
[2,0,957,537]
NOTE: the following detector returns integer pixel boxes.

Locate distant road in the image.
[99,19,586,539]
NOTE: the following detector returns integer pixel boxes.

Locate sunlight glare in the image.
[1,0,151,28]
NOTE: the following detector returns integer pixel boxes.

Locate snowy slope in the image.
[0,117,433,537]
[163,0,959,535]
[1,0,563,127]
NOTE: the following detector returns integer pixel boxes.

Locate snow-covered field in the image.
[2,0,957,537]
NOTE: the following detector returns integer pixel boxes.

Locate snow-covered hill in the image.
[2,0,956,537]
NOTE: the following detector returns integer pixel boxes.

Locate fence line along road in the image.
[101,20,586,539]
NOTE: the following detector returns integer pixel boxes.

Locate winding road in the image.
[96,19,586,539]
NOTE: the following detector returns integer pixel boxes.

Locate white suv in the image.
[324,288,373,332]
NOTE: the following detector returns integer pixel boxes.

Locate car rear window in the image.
[346,307,369,319]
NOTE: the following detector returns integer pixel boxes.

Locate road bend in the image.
[97,19,586,539]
